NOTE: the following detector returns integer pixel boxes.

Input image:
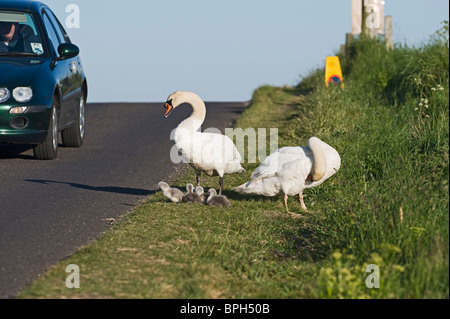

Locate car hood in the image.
[0,57,47,87]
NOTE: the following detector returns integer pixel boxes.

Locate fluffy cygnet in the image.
[206,189,231,207]
[182,183,203,204]
[158,181,183,203]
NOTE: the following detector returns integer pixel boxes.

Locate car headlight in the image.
[0,88,10,103]
[13,87,33,103]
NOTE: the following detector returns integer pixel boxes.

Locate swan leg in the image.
[283,194,290,212]
[196,171,201,186]
[284,194,303,218]
[218,177,223,195]
[298,193,308,212]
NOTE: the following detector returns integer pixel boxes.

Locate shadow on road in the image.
[25,179,155,196]
[0,144,35,160]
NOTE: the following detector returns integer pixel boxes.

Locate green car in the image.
[0,0,87,160]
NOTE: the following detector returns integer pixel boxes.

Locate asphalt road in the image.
[0,101,248,298]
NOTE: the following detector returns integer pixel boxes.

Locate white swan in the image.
[234,137,341,214]
[164,91,245,194]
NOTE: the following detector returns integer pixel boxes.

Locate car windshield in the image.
[0,11,45,57]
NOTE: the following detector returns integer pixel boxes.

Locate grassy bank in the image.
[19,23,449,299]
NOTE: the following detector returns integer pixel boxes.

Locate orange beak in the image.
[164,102,173,118]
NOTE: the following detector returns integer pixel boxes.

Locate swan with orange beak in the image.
[163,91,245,195]
[164,99,174,118]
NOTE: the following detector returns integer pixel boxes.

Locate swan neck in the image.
[178,94,206,132]
[308,138,327,181]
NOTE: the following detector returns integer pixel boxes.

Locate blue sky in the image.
[42,0,449,103]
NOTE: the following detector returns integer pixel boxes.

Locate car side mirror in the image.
[58,43,79,59]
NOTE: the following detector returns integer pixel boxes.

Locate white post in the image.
[385,15,393,49]
[352,0,363,35]
[364,0,385,38]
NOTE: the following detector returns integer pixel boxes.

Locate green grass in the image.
[19,23,449,299]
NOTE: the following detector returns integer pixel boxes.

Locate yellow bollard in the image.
[325,56,344,88]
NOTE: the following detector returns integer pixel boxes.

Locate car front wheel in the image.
[33,102,58,160]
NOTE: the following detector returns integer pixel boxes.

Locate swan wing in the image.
[183,132,244,174]
[233,174,281,196]
[250,146,310,179]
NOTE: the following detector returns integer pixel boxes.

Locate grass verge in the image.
[19,23,449,299]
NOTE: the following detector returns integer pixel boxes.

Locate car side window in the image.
[42,12,61,57]
[45,9,70,44]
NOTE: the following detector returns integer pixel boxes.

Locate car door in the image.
[41,9,77,127]
[46,9,82,117]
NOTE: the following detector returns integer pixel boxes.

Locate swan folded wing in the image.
[250,146,310,180]
[234,149,312,196]
[180,132,243,175]
[199,132,242,163]
[234,174,281,196]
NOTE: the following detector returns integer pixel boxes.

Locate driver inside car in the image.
[0,21,42,54]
